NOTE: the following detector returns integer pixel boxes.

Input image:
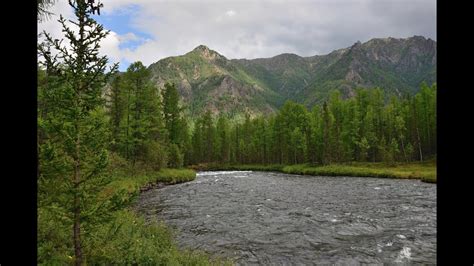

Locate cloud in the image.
[38,0,436,70]
[225,10,236,17]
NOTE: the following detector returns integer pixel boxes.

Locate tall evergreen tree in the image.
[162,82,182,145]
[38,0,118,264]
[107,75,124,151]
[216,115,231,163]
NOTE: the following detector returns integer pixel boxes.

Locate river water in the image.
[135,171,436,265]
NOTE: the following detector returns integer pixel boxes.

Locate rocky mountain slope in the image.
[147,36,436,117]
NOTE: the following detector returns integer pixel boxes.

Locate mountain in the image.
[147,36,436,117]
[148,45,283,118]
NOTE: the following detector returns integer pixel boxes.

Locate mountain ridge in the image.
[146,35,436,117]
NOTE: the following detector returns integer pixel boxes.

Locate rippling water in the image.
[135,171,436,265]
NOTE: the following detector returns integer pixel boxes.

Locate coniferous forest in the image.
[37,0,436,265]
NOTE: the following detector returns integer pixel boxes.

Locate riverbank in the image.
[190,161,436,183]
[92,168,232,264]
[38,166,230,265]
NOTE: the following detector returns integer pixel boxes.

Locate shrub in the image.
[168,144,184,168]
[144,141,168,171]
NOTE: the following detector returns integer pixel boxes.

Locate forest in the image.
[41,59,436,172]
[37,0,436,264]
[189,85,436,166]
[98,66,436,168]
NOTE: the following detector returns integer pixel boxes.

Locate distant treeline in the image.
[190,84,436,165]
[94,61,436,167]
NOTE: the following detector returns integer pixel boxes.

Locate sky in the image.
[38,0,436,71]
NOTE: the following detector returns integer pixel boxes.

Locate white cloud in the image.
[99,31,122,65]
[118,32,141,43]
[225,10,236,17]
[39,0,436,70]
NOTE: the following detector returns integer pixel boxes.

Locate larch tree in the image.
[162,82,182,145]
[37,0,118,264]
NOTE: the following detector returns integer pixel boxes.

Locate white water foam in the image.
[197,171,253,176]
[395,247,412,262]
[377,244,383,253]
[397,234,406,239]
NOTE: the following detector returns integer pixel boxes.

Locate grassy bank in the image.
[99,168,197,205]
[192,161,436,183]
[86,168,230,264]
[38,166,231,265]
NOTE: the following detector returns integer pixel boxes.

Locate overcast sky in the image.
[38,0,436,71]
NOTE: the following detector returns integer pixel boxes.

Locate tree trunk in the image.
[73,190,82,266]
[416,126,423,162]
[74,136,82,266]
[400,136,407,162]
[126,87,131,160]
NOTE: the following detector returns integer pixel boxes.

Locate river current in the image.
[135,171,436,265]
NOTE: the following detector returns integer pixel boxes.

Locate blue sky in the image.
[92,5,154,71]
[38,0,436,72]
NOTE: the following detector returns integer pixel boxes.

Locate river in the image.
[135,171,436,265]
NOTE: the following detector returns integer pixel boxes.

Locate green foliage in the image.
[38,206,73,265]
[143,141,168,171]
[38,0,119,264]
[38,1,216,264]
[168,143,184,168]
[215,115,231,163]
[84,210,226,265]
[189,85,436,167]
[162,82,182,144]
[112,61,166,163]
[281,162,436,180]
[39,162,230,265]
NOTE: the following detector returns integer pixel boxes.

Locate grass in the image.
[85,210,230,265]
[38,164,232,265]
[102,168,196,195]
[91,168,233,264]
[191,161,436,183]
[98,168,198,208]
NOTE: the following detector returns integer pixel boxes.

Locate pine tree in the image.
[162,82,182,145]
[321,101,333,164]
[107,75,125,151]
[191,118,204,164]
[114,61,166,166]
[290,127,306,164]
[38,0,117,264]
[216,115,231,163]
[168,143,184,168]
[308,105,323,164]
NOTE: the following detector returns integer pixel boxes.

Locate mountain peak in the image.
[193,44,211,52]
[190,45,225,60]
[410,35,427,41]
